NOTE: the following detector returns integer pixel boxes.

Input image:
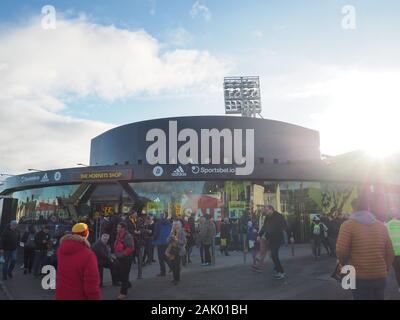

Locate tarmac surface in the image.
[1,244,399,300]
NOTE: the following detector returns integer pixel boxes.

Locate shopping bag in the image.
[220,238,227,247]
[331,262,344,282]
[249,240,255,249]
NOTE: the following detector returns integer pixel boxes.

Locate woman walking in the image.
[165,221,186,285]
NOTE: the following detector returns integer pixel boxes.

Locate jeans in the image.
[312,238,321,257]
[270,242,284,274]
[321,237,331,255]
[142,241,154,263]
[98,260,118,286]
[157,244,168,275]
[136,246,144,279]
[283,231,289,246]
[231,234,239,251]
[328,237,337,256]
[33,250,48,276]
[2,250,17,278]
[352,278,386,300]
[187,245,193,261]
[202,244,211,264]
[23,247,35,273]
[117,257,133,295]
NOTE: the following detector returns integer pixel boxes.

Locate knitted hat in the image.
[72,223,89,239]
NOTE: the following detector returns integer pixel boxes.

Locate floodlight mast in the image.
[223,76,262,118]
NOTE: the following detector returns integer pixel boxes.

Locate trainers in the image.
[274,273,285,280]
[117,294,127,300]
[251,265,262,273]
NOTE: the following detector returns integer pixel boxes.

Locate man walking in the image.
[310,217,329,260]
[336,195,394,300]
[33,225,51,278]
[0,220,19,280]
[152,212,172,277]
[199,214,216,266]
[259,205,288,280]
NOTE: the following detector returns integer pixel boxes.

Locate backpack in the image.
[313,223,321,236]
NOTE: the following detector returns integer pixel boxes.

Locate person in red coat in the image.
[55,223,101,300]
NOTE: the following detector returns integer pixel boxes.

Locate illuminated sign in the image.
[228,201,247,219]
[78,169,132,182]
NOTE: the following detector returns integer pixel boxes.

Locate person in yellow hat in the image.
[55,223,101,300]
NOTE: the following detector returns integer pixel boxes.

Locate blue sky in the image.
[1,0,400,172]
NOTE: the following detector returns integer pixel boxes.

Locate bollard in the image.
[243,233,248,264]
[137,246,143,279]
[290,236,295,256]
[211,238,216,266]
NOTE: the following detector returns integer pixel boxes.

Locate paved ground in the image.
[1,244,400,300]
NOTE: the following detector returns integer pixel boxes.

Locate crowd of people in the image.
[1,198,400,300]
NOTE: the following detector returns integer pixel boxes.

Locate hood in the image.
[58,234,90,256]
[350,211,377,225]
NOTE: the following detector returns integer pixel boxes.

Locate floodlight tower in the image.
[223,76,262,118]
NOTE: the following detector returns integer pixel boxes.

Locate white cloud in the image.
[190,1,212,21]
[0,15,230,174]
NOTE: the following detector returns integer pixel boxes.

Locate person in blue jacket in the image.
[152,212,172,277]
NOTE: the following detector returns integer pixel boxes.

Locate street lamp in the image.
[27,168,44,172]
[77,163,89,167]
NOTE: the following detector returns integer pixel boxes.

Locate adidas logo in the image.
[172,166,187,177]
[40,173,49,183]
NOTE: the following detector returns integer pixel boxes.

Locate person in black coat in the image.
[258,205,288,279]
[0,220,20,280]
[32,225,51,277]
[21,225,37,274]
[92,233,118,286]
[220,218,231,256]
[126,211,145,278]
